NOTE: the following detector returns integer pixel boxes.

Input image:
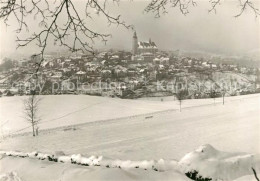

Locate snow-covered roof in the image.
[159,65,164,69]
[161,57,169,61]
[42,61,49,67]
[51,75,62,78]
[111,55,119,59]
[76,71,86,75]
[138,41,157,49]
[101,70,111,73]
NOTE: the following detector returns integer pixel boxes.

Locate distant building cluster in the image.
[0,32,259,98]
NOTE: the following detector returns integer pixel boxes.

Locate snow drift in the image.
[179,144,260,180]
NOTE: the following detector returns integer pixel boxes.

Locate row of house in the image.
[0,49,259,98]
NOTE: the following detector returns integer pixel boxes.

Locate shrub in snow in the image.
[71,154,82,164]
[185,170,212,181]
[2,151,26,157]
[116,160,126,168]
[46,151,65,162]
[92,156,103,166]
[138,160,155,170]
[36,153,51,160]
[152,165,158,172]
[108,159,120,168]
[109,159,156,170]
[5,151,15,156]
[153,159,166,172]
[27,151,38,158]
[111,160,136,169]
[153,159,178,172]
[58,156,71,163]
[15,152,27,158]
[80,157,91,166]
[47,155,58,162]
[95,156,110,166]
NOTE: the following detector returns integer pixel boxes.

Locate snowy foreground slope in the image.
[0,94,258,135]
[1,94,259,160]
[0,94,259,180]
[0,144,259,181]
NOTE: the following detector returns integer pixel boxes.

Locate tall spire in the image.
[133,31,137,38]
[132,31,138,55]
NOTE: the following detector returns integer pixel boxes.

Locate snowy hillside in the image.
[0,94,258,136]
[0,94,259,180]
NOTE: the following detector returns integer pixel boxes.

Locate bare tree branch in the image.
[144,0,259,18]
[0,0,133,75]
[0,0,259,76]
[144,0,197,17]
[235,0,260,18]
[208,0,221,14]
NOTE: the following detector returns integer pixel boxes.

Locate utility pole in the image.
[222,92,225,105]
[222,87,226,105]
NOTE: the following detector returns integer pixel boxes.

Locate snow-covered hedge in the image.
[0,150,175,171]
[1,144,259,181]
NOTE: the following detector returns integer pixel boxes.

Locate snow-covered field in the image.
[0,94,258,136]
[0,94,259,180]
[0,94,203,135]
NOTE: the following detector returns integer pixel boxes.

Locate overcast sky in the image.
[0,0,259,58]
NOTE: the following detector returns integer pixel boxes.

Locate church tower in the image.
[132,31,138,55]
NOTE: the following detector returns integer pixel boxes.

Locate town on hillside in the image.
[0,32,260,99]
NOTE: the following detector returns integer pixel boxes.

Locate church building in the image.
[132,32,158,55]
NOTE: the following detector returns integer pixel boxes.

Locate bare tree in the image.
[209,89,217,105]
[144,0,260,18]
[221,89,226,105]
[24,94,41,136]
[176,89,188,112]
[0,0,133,73]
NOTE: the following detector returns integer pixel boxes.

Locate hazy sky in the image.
[0,0,259,57]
